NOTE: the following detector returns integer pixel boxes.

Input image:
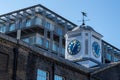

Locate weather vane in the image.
[81,12,87,25]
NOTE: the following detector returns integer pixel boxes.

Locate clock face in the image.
[67,39,81,55]
[92,41,100,58]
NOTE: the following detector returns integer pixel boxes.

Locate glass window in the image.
[35,17,42,25]
[58,28,62,35]
[50,24,54,31]
[22,38,29,43]
[26,19,31,27]
[37,69,49,80]
[0,25,6,33]
[36,37,43,46]
[19,21,23,28]
[114,57,119,62]
[54,75,64,80]
[85,39,88,54]
[46,40,49,48]
[56,27,62,35]
[52,42,58,52]
[22,36,35,44]
[106,53,111,61]
[9,23,15,31]
[45,21,50,30]
[29,36,36,44]
[62,46,65,55]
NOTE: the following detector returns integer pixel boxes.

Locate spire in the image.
[81,12,87,25]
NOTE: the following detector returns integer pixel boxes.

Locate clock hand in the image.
[72,43,75,51]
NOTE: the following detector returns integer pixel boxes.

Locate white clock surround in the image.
[65,25,103,68]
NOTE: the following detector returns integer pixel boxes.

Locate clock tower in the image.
[65,13,103,68]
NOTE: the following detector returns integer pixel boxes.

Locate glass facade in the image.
[37,69,49,80]
[0,7,66,58]
[9,23,15,31]
[54,75,64,80]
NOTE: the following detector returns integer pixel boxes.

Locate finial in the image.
[81,12,87,25]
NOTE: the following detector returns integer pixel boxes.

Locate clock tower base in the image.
[76,59,101,68]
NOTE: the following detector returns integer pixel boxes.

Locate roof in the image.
[0,4,77,29]
[72,25,95,31]
[91,61,120,75]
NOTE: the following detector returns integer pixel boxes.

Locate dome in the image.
[72,25,95,31]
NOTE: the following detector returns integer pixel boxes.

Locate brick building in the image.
[0,4,120,80]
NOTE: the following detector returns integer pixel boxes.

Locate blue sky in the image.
[0,0,120,48]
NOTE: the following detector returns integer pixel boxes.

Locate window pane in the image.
[46,40,49,48]
[19,22,23,28]
[50,24,54,31]
[36,37,43,45]
[62,47,65,55]
[58,28,62,35]
[29,36,36,44]
[37,69,48,80]
[45,21,50,30]
[54,75,64,80]
[9,24,15,31]
[26,19,31,27]
[35,17,42,25]
[56,27,62,35]
[114,57,119,62]
[22,38,29,43]
[22,36,36,44]
[0,25,6,33]
[52,42,58,52]
[106,53,111,61]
